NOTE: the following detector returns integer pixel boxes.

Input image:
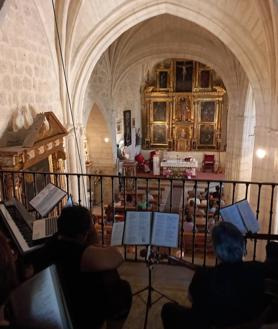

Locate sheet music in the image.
[29,183,67,217]
[111,222,125,246]
[123,211,152,245]
[237,200,259,233]
[152,212,179,248]
[220,204,247,234]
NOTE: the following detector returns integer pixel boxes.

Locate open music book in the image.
[111,211,179,248]
[9,265,73,329]
[220,199,260,234]
[29,183,67,217]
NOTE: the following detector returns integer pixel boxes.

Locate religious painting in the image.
[116,120,121,134]
[152,102,167,121]
[157,70,168,89]
[176,139,190,152]
[175,61,193,92]
[123,110,131,146]
[176,126,192,139]
[199,124,215,145]
[152,124,167,145]
[200,101,216,122]
[199,70,211,89]
[135,128,141,146]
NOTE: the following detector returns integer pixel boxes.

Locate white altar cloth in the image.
[160,159,198,177]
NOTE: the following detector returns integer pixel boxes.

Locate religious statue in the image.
[180,128,186,138]
[178,97,191,121]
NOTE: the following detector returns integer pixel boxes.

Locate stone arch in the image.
[70,1,267,129]
[86,103,114,173]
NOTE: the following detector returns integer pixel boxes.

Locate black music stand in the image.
[133,246,177,329]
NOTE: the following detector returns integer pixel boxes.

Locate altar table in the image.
[160,159,198,177]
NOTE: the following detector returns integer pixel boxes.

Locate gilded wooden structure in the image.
[0,111,68,202]
[143,60,226,151]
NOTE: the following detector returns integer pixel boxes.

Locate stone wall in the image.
[0,0,61,135]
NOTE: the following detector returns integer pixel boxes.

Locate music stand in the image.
[133,246,177,329]
[113,210,180,329]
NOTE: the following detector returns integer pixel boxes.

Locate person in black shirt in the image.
[161,221,269,329]
[33,205,132,329]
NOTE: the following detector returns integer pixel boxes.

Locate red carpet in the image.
[137,170,225,181]
[195,170,225,181]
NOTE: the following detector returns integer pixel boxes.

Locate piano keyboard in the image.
[46,217,58,236]
[32,216,58,241]
[0,203,43,255]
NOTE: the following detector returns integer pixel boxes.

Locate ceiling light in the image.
[256,148,266,159]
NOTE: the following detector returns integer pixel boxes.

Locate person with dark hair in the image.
[161,221,269,329]
[212,185,221,199]
[34,205,132,329]
[126,194,133,205]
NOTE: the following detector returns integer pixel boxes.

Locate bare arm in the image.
[80,245,124,272]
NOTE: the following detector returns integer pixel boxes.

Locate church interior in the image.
[1,0,278,328]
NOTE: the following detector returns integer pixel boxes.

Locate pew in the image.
[183,232,213,254]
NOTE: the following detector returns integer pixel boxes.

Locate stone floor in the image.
[118,261,195,329]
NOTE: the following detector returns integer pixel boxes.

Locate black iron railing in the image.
[0,169,277,266]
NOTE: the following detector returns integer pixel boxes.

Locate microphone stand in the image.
[133,246,177,329]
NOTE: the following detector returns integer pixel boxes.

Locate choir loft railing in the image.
[0,169,277,267]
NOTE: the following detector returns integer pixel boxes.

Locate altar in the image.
[160,158,198,178]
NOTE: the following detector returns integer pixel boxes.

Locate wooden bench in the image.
[183,232,213,254]
[95,223,113,245]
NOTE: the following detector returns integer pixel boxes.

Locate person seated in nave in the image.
[105,204,115,224]
[137,192,155,210]
[183,215,197,233]
[200,187,210,201]
[212,185,220,198]
[125,194,134,207]
[208,199,217,216]
[114,193,122,207]
[32,205,132,329]
[186,200,204,217]
[187,194,201,206]
[161,221,271,329]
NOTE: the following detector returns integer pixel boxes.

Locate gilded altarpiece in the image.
[0,112,68,204]
[143,60,226,151]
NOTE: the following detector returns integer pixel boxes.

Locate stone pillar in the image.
[246,126,278,259]
[65,129,77,200]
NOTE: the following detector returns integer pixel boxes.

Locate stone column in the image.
[65,128,76,199]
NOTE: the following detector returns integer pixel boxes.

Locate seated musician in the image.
[161,221,270,329]
[33,205,132,329]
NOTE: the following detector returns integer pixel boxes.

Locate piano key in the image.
[0,203,43,255]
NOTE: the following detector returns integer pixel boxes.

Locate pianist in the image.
[32,205,132,329]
